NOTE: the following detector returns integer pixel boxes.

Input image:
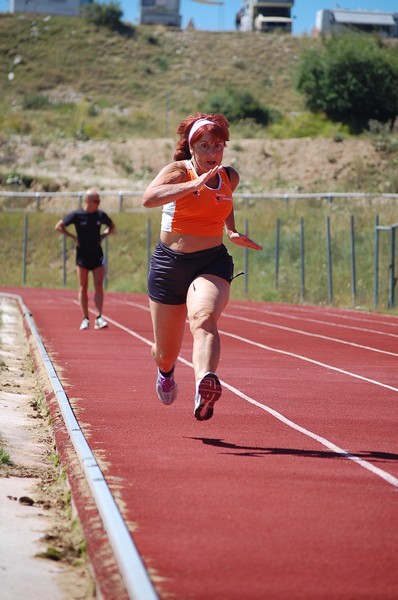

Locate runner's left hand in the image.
[228,232,263,250]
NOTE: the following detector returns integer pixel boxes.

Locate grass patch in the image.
[0,446,13,465]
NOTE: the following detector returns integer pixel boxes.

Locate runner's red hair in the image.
[174,113,230,160]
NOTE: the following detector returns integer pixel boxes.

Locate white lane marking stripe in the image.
[236,301,398,326]
[117,298,398,341]
[220,329,398,393]
[95,308,398,490]
[231,303,398,336]
[222,313,398,357]
[220,380,398,489]
[104,300,398,391]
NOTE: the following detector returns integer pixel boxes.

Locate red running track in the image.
[2,286,398,600]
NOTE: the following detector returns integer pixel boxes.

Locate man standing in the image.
[55,189,115,330]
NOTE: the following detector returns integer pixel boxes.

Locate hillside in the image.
[0,14,397,195]
[0,13,312,136]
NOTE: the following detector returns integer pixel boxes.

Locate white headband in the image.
[188,119,213,144]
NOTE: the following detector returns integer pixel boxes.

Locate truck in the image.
[139,0,181,27]
[239,0,294,33]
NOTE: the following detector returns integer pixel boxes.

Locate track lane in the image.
[100,296,398,480]
[231,301,398,338]
[218,311,398,478]
[1,287,397,600]
[223,313,398,358]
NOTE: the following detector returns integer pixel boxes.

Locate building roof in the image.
[332,9,395,27]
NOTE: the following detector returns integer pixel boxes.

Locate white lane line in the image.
[238,301,398,327]
[230,304,398,338]
[115,294,397,329]
[96,309,398,490]
[220,380,398,490]
[220,328,398,393]
[102,300,398,390]
[222,313,398,357]
[104,298,398,389]
[100,313,153,346]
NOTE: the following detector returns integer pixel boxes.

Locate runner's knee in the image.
[189,309,217,336]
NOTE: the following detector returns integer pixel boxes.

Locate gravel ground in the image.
[0,296,95,600]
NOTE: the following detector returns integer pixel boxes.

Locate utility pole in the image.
[248,0,254,31]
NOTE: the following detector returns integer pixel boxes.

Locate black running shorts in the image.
[76,246,105,271]
[148,240,234,305]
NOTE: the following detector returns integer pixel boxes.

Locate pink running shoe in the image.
[156,368,178,405]
[194,372,222,421]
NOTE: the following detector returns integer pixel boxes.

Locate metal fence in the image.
[375,218,398,308]
[2,190,398,308]
[2,189,398,212]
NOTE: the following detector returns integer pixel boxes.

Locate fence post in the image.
[104,237,108,289]
[374,215,379,308]
[147,218,151,274]
[326,216,333,304]
[388,226,396,308]
[62,235,67,287]
[275,218,280,289]
[350,215,356,305]
[300,217,305,302]
[244,219,249,293]
[165,92,170,137]
[22,213,28,285]
[118,191,124,213]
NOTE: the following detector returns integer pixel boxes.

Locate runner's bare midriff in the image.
[160,231,224,253]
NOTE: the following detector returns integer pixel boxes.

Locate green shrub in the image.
[1,171,34,187]
[203,88,279,126]
[0,447,13,465]
[81,2,124,31]
[296,33,398,133]
[22,94,51,110]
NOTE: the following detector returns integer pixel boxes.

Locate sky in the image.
[0,0,397,34]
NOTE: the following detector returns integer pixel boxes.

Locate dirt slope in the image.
[5,136,383,194]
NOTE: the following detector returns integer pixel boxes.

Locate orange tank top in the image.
[161,160,233,236]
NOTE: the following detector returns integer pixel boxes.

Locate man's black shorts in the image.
[148,240,234,305]
[76,246,105,271]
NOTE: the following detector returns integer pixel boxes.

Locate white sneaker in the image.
[80,317,90,330]
[194,372,222,421]
[94,316,108,329]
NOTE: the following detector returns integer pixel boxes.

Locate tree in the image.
[82,2,124,31]
[296,34,398,133]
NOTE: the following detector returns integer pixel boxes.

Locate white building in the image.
[10,0,87,16]
[315,8,398,38]
[139,0,181,27]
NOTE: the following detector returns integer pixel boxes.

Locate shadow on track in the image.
[187,437,398,463]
